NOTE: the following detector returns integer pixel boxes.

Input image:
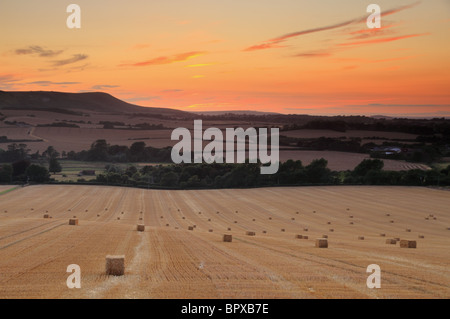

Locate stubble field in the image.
[0,185,449,299]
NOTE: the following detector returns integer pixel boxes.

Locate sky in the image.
[0,0,449,117]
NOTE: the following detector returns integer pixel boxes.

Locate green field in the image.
[0,186,20,196]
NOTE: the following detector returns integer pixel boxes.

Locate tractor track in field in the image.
[233,235,450,294]
[0,222,67,251]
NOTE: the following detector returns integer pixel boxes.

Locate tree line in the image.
[89,159,450,189]
[1,140,450,188]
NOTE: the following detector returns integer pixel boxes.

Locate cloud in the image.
[243,42,287,52]
[0,74,21,90]
[339,33,429,46]
[244,19,359,52]
[186,103,233,109]
[15,45,63,57]
[293,51,333,58]
[244,2,421,51]
[0,74,20,83]
[91,84,120,90]
[26,81,81,86]
[372,1,421,19]
[347,24,398,40]
[364,103,450,108]
[121,51,206,67]
[125,96,161,103]
[51,54,88,67]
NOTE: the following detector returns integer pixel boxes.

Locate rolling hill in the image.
[0,90,191,117]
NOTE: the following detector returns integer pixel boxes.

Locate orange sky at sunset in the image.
[0,0,449,117]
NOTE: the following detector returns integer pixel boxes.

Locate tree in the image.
[49,157,62,174]
[43,146,60,159]
[88,139,109,161]
[0,164,13,183]
[160,171,178,187]
[130,142,146,161]
[12,159,31,178]
[125,165,138,177]
[305,158,331,184]
[353,159,384,177]
[26,165,50,183]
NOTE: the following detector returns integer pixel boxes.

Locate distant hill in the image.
[0,90,190,117]
[191,110,281,116]
[370,115,394,120]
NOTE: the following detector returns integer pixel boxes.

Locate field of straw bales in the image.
[0,185,449,299]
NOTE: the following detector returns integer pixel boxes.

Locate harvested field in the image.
[0,185,449,299]
[278,150,430,171]
[281,129,418,141]
[0,125,431,172]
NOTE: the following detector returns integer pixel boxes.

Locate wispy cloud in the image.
[0,74,21,90]
[15,45,63,57]
[293,51,333,58]
[0,74,20,83]
[91,84,120,90]
[26,81,81,86]
[125,96,161,103]
[185,102,233,109]
[359,103,450,108]
[244,2,421,52]
[51,54,88,67]
[339,33,429,47]
[121,51,206,67]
